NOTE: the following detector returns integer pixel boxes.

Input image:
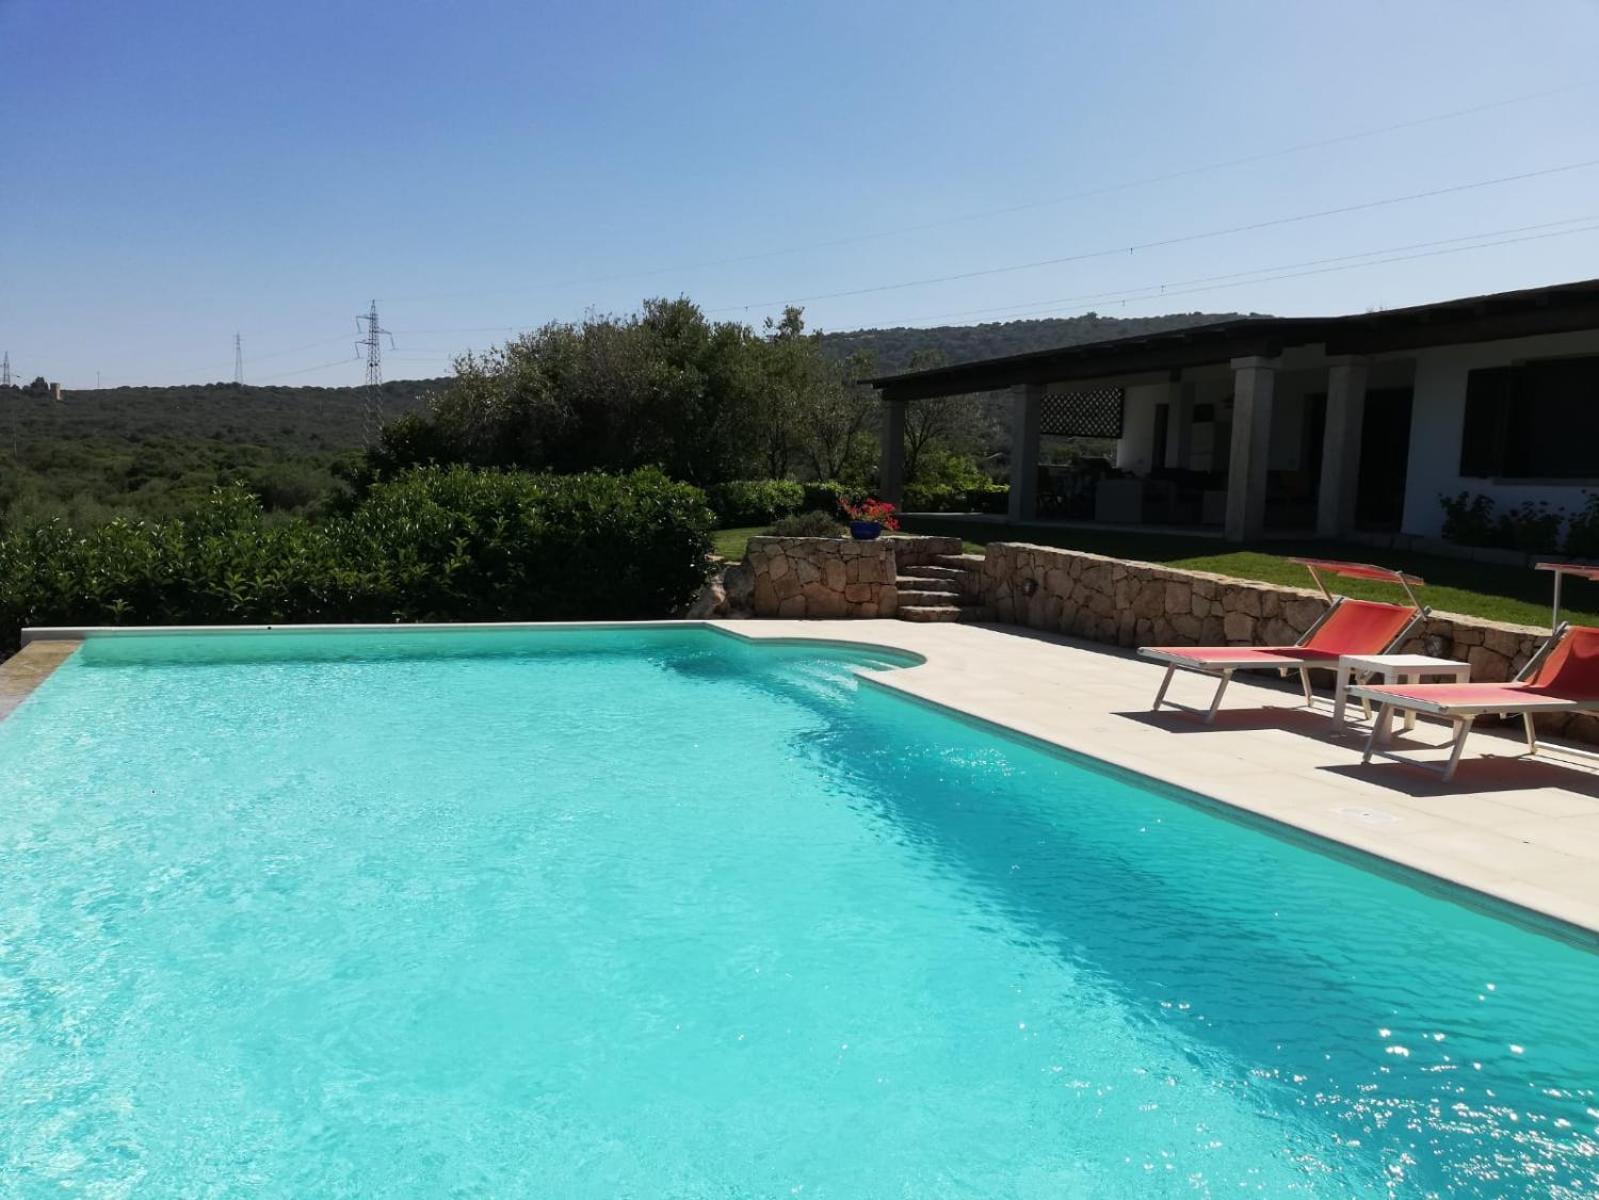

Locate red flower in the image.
[843,496,900,529]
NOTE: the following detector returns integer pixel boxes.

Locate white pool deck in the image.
[7,619,1599,939]
[719,619,1599,940]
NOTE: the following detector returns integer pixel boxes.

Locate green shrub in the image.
[769,510,845,538]
[800,481,847,516]
[0,467,715,655]
[1439,491,1563,553]
[1565,491,1599,560]
[704,479,805,526]
[903,481,1008,513]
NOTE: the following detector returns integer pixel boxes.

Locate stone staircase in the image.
[896,553,994,623]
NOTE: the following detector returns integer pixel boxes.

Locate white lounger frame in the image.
[1351,624,1578,781]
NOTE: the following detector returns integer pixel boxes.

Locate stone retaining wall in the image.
[979,542,1597,743]
[747,536,899,618]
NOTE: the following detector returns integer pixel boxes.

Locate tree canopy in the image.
[366,298,884,487]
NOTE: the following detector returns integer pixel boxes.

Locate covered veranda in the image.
[870,317,1383,543]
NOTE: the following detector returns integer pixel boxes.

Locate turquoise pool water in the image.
[1,626,1596,1197]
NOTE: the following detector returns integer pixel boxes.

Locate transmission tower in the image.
[355,300,394,439]
[1,352,10,388]
[234,333,244,385]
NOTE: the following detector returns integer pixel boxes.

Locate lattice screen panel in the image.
[1039,386,1124,438]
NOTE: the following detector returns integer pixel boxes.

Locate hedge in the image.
[902,482,1009,514]
[704,479,806,526]
[0,467,716,655]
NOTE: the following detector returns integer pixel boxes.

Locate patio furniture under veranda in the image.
[1139,559,1428,722]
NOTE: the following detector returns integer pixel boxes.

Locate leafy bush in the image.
[1438,491,1564,553]
[0,467,715,655]
[768,510,845,538]
[1564,492,1599,560]
[903,481,1008,513]
[1439,492,1498,546]
[800,481,847,516]
[704,479,805,526]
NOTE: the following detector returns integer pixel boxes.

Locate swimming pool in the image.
[1,625,1595,1197]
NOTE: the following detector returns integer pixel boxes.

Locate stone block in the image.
[1164,582,1191,615]
[1467,645,1512,682]
[1226,587,1262,618]
[1169,613,1202,641]
[777,595,806,617]
[1222,612,1255,643]
[1283,598,1324,633]
[1262,617,1297,646]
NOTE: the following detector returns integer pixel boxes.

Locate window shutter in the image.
[1459,366,1511,477]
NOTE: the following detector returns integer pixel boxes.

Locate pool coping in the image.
[16,618,1599,943]
[0,639,82,721]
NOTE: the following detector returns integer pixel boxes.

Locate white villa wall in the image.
[1398,329,1599,537]
[1112,383,1168,474]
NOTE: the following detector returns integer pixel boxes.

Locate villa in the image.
[872,275,1599,542]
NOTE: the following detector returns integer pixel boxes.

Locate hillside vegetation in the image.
[821,310,1252,372]
[0,306,1243,527]
[0,379,446,524]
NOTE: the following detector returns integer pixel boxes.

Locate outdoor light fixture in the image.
[1022,578,1039,596]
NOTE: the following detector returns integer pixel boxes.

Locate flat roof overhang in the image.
[868,276,1599,401]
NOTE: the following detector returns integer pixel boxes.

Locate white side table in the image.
[1332,654,1471,736]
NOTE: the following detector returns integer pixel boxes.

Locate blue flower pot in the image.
[849,520,883,540]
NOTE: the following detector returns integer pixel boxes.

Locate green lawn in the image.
[899,516,1599,629]
[712,526,765,561]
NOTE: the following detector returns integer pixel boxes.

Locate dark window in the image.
[1458,356,1599,479]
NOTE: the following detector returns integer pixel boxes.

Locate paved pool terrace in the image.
[8,619,1599,939]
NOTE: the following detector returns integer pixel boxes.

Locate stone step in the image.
[896,604,963,623]
[898,588,976,607]
[896,574,961,594]
[901,564,971,580]
[934,553,986,569]
[955,605,996,623]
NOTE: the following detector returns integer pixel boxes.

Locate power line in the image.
[709,155,1599,315]
[887,219,1599,331]
[900,214,1599,326]
[255,355,363,383]
[387,78,1596,305]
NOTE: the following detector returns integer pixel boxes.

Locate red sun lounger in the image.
[1139,559,1427,722]
[1353,619,1599,781]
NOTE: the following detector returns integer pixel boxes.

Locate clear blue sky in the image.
[4,0,1598,388]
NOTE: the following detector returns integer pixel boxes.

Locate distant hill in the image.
[1,378,449,453]
[0,379,451,526]
[820,310,1257,374]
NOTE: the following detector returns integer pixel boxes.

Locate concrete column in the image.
[880,397,906,505]
[1316,357,1368,538]
[1224,356,1278,542]
[1008,382,1044,523]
